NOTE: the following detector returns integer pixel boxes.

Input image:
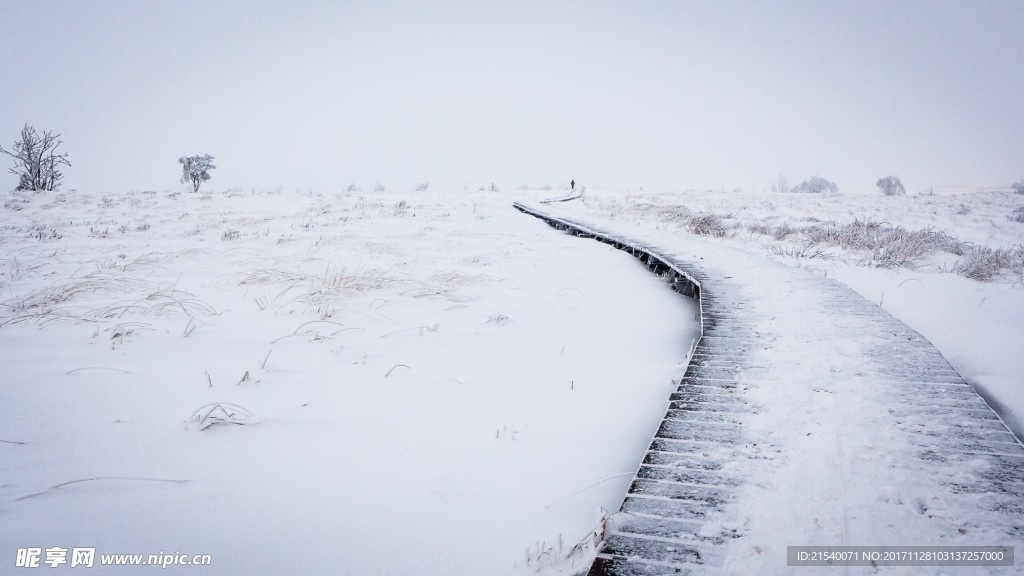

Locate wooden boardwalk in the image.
[514,202,1024,575]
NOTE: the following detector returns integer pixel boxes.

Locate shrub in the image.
[178,154,215,193]
[876,176,906,196]
[793,176,838,194]
[1012,179,1024,194]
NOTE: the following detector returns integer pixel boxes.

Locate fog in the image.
[2,0,1021,194]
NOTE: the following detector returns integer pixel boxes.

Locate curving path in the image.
[514,202,1024,576]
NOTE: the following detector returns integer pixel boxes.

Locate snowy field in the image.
[0,187,699,575]
[530,187,1024,575]
[554,186,1024,443]
[2,184,1023,575]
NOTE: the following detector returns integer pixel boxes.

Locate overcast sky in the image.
[1,1,1021,194]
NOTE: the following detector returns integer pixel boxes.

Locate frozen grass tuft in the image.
[187,403,255,431]
[1009,206,1024,223]
[950,245,1024,282]
[793,219,961,269]
[657,206,692,222]
[391,200,410,217]
[767,243,832,260]
[688,213,729,237]
[316,267,393,293]
[428,270,491,287]
[237,268,312,286]
[299,267,397,313]
[771,222,794,240]
[861,227,939,269]
[738,213,1013,277]
[520,509,609,574]
[952,247,1008,281]
[1,273,217,327]
[745,222,771,236]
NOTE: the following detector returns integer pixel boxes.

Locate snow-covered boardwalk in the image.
[514,202,1024,575]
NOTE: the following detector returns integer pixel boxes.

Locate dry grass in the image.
[742,214,1020,280]
[861,227,941,269]
[428,270,493,287]
[237,268,312,286]
[792,219,961,269]
[1,282,217,327]
[316,267,394,293]
[187,403,255,431]
[651,206,734,237]
[91,288,218,319]
[2,273,151,313]
[688,213,729,237]
[951,245,1024,282]
[767,243,832,260]
[1009,206,1024,223]
[298,267,398,315]
[656,206,692,222]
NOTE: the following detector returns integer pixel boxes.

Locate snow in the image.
[528,187,1024,574]
[525,191,1024,575]
[0,188,698,574]
[2,184,1022,575]
[551,186,1024,441]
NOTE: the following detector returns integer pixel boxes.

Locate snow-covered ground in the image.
[524,189,1024,575]
[0,188,699,575]
[557,186,1024,442]
[2,184,1021,575]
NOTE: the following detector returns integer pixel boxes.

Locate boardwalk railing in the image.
[514,201,1024,576]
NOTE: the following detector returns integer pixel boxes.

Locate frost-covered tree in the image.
[415,182,429,192]
[793,176,838,194]
[0,124,71,191]
[876,176,906,196]
[179,154,216,193]
[1012,179,1024,195]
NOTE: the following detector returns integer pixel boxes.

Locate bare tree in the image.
[770,174,789,194]
[0,124,71,191]
[179,154,216,193]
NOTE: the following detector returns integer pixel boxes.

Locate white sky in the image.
[1,0,1021,194]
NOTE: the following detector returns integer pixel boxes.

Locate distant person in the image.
[571,179,575,191]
